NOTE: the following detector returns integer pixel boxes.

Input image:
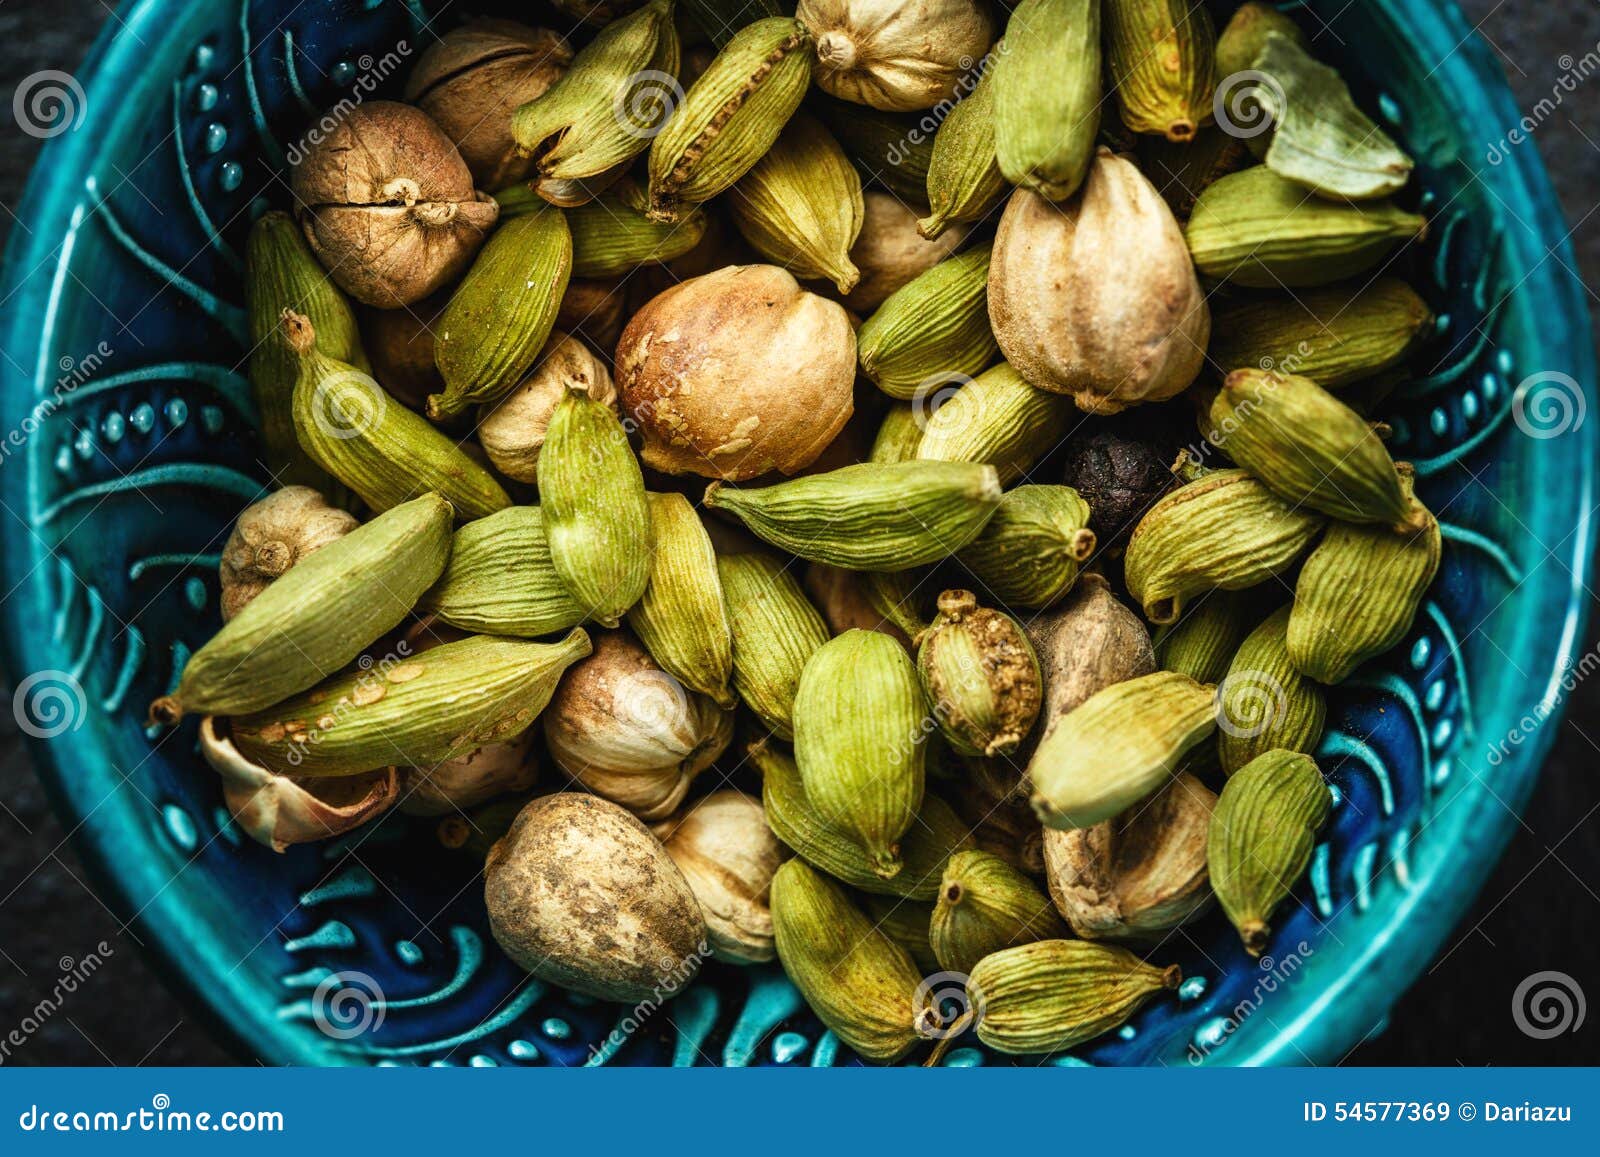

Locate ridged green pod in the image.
[859,894,940,974]
[857,245,997,400]
[992,0,1102,201]
[647,17,814,221]
[862,569,933,644]
[418,506,586,637]
[969,939,1181,1054]
[245,211,366,494]
[1208,279,1434,388]
[704,461,1002,571]
[917,591,1042,758]
[1186,165,1426,287]
[727,113,864,293]
[920,61,1008,238]
[150,494,454,724]
[1124,469,1326,624]
[627,492,734,707]
[1216,606,1326,773]
[1104,0,1217,142]
[1153,588,1254,685]
[538,386,655,627]
[794,630,928,878]
[1288,477,1440,683]
[915,361,1072,484]
[1208,748,1331,954]
[868,403,928,464]
[753,739,973,900]
[955,485,1096,610]
[429,210,573,420]
[509,0,681,204]
[1028,671,1215,829]
[771,860,939,1063]
[717,554,830,738]
[1215,1,1307,77]
[929,850,1066,975]
[1210,369,1422,532]
[232,630,593,776]
[285,314,510,520]
[521,178,707,277]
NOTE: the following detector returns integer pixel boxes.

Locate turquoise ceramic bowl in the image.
[0,0,1593,1067]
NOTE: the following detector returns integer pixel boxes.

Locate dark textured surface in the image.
[0,0,1596,1067]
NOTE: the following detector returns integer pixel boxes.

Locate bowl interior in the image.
[0,0,1593,1067]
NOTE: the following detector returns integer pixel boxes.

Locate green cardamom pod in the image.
[811,95,935,205]
[917,591,1042,758]
[929,850,1066,975]
[1246,33,1414,202]
[992,0,1102,201]
[245,211,366,495]
[860,894,940,975]
[771,859,940,1063]
[1209,368,1423,532]
[727,112,864,293]
[626,492,735,707]
[509,0,681,206]
[1208,278,1433,389]
[1215,605,1326,773]
[857,244,997,400]
[1124,468,1326,624]
[428,210,573,421]
[1208,748,1331,954]
[717,553,829,738]
[527,178,708,277]
[753,739,973,900]
[647,17,813,221]
[1186,165,1426,287]
[968,939,1181,1054]
[538,385,655,628]
[232,630,592,776]
[954,485,1096,611]
[920,60,1008,238]
[1028,671,1215,829]
[868,402,929,464]
[1288,473,1440,683]
[1104,0,1217,142]
[284,313,510,520]
[794,630,928,878]
[1153,588,1253,685]
[862,569,932,644]
[1215,1,1307,77]
[915,361,1072,484]
[418,506,585,637]
[150,493,453,725]
[704,461,1002,571]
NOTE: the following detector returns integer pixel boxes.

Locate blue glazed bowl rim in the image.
[0,0,1594,1067]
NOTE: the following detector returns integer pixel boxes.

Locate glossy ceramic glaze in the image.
[0,0,1593,1066]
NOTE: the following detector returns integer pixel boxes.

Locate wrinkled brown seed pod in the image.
[798,0,995,111]
[844,192,969,313]
[1042,772,1215,942]
[291,101,498,308]
[478,331,617,483]
[653,790,783,963]
[219,487,357,622]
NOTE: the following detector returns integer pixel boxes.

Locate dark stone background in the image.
[0,0,1595,1066]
